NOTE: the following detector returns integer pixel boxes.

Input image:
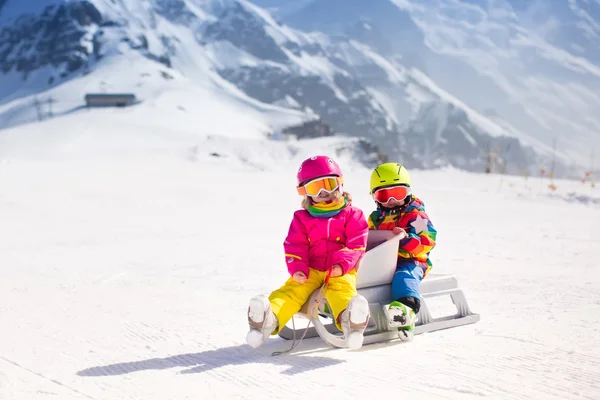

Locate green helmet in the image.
[369,163,411,194]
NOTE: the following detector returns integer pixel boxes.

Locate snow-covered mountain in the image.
[267,0,600,172]
[0,0,592,176]
[0,0,317,140]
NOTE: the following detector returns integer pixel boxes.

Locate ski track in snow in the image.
[0,356,96,399]
[1,138,599,399]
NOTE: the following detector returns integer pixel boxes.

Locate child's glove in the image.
[293,271,308,284]
[330,264,343,277]
[393,227,407,239]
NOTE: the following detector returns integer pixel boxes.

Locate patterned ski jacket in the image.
[283,205,369,278]
[367,197,437,277]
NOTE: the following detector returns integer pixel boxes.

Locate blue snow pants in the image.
[391,260,424,302]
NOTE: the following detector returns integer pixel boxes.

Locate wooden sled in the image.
[278,231,480,348]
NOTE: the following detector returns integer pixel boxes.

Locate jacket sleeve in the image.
[284,212,310,277]
[398,209,437,259]
[330,208,369,274]
[367,212,377,230]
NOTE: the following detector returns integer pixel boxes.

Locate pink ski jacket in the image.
[283,205,369,277]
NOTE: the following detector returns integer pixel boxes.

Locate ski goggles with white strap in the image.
[372,185,411,204]
[297,176,343,197]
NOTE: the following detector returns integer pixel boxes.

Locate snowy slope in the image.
[1,114,600,399]
[0,54,313,140]
[278,0,600,166]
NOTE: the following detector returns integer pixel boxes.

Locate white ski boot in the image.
[246,294,278,348]
[340,295,370,350]
[386,301,417,341]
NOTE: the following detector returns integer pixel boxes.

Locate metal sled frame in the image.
[278,231,480,348]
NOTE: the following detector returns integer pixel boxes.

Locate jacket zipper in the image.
[326,218,332,269]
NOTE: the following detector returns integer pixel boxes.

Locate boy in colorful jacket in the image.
[246,156,370,350]
[367,162,437,340]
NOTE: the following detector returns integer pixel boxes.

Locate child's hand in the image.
[392,227,406,238]
[330,264,343,277]
[293,271,307,284]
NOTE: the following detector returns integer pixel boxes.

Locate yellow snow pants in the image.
[269,268,358,334]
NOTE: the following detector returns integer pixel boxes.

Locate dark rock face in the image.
[0,0,179,80]
[203,2,289,63]
[219,65,394,143]
[282,119,334,139]
[154,0,197,25]
[0,1,102,77]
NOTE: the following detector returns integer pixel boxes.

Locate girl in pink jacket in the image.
[246,156,370,350]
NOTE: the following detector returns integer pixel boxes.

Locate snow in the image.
[405,81,436,113]
[457,124,477,147]
[272,95,302,109]
[568,0,600,40]
[366,87,401,129]
[284,49,339,81]
[204,41,278,69]
[248,0,316,18]
[1,114,600,399]
[347,41,408,84]
[0,66,62,107]
[239,0,309,46]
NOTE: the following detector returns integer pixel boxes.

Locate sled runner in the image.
[278,231,480,348]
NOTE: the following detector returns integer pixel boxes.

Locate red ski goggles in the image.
[297,176,343,197]
[372,185,411,203]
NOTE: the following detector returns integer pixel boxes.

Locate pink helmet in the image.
[296,155,343,186]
